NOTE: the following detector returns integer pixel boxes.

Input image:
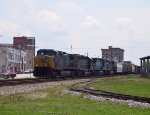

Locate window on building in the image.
[119,57,121,62]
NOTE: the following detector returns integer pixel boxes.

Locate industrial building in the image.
[13,36,35,71]
[101,46,124,63]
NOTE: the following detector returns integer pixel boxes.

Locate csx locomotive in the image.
[33,49,140,78]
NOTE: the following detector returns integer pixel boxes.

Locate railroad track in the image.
[69,80,150,104]
[0,77,74,87]
[0,74,119,87]
[0,75,130,89]
[0,78,47,87]
[0,77,90,87]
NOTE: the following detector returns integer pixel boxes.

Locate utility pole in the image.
[71,45,72,53]
[109,46,112,61]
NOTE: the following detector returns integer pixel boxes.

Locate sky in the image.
[0,0,150,65]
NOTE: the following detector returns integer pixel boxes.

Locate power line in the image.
[45,46,150,50]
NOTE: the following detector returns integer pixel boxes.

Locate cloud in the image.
[114,15,150,43]
[26,10,67,34]
[56,0,85,14]
[111,17,135,44]
[0,19,31,37]
[116,17,133,24]
[1,1,68,35]
[115,17,134,31]
[82,16,103,30]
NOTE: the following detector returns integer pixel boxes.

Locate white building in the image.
[0,45,27,73]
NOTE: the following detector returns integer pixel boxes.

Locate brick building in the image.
[13,36,35,71]
[101,46,124,63]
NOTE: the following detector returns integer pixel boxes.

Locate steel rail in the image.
[69,80,150,104]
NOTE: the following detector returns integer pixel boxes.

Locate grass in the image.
[92,75,150,97]
[0,75,150,115]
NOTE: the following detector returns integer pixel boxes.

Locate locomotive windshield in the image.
[37,49,57,56]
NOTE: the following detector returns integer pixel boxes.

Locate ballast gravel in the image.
[62,90,150,108]
[0,79,90,96]
[85,95,150,108]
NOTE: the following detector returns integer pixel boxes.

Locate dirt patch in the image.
[26,92,49,100]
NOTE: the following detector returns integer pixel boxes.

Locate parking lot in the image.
[0,73,35,79]
[15,73,35,79]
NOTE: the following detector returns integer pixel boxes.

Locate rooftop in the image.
[0,43,13,47]
[101,46,124,51]
[140,56,150,60]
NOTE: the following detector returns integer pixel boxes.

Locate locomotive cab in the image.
[33,49,56,78]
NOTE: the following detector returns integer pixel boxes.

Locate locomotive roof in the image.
[68,54,90,60]
[92,58,103,60]
[37,49,57,56]
[37,49,91,60]
[39,49,56,51]
[37,49,66,54]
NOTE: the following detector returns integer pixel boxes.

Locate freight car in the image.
[33,49,139,79]
[115,62,123,74]
[115,62,130,74]
[130,64,141,74]
[123,61,132,74]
